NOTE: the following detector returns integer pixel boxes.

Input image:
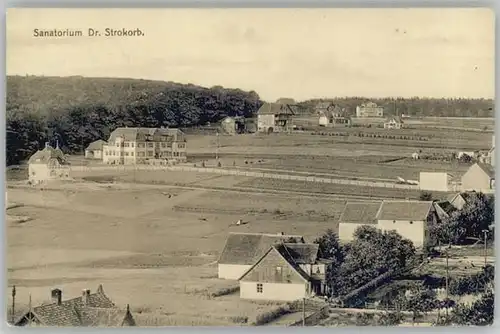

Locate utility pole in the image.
[302,298,306,326]
[11,285,16,324]
[215,131,219,162]
[445,245,450,320]
[482,229,489,267]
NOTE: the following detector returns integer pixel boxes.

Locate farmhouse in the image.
[220,116,246,135]
[461,163,495,193]
[383,116,403,129]
[317,103,350,127]
[102,127,187,165]
[217,232,305,280]
[376,200,442,248]
[256,102,296,133]
[28,142,71,185]
[14,285,136,327]
[356,102,384,118]
[338,202,381,242]
[238,243,332,301]
[85,139,107,160]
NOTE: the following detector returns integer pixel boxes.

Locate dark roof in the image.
[15,285,134,327]
[28,145,67,165]
[435,200,456,216]
[475,163,495,179]
[238,246,310,282]
[385,116,403,123]
[86,140,107,151]
[277,243,319,264]
[107,127,185,143]
[257,102,297,116]
[218,232,305,265]
[376,201,433,221]
[338,202,381,224]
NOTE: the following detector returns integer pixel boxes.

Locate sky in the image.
[6,8,495,101]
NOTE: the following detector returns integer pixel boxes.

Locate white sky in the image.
[6,8,495,101]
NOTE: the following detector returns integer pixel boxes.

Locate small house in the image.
[14,285,135,327]
[419,172,455,192]
[338,202,381,242]
[256,102,296,133]
[318,111,329,127]
[461,163,495,193]
[217,232,305,280]
[85,140,107,159]
[238,243,332,301]
[28,142,71,185]
[376,200,441,248]
[384,116,403,129]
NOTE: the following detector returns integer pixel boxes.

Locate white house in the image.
[217,232,305,280]
[28,143,71,185]
[461,163,495,193]
[338,202,381,242]
[238,243,331,301]
[318,111,329,126]
[384,116,403,129]
[419,172,454,192]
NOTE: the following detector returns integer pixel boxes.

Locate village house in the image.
[28,142,71,185]
[461,163,495,193]
[356,102,384,118]
[317,102,350,127]
[338,202,381,242]
[256,102,296,133]
[238,243,332,301]
[217,232,305,280]
[85,139,107,160]
[419,172,458,192]
[383,116,403,129]
[338,200,449,247]
[14,285,136,327]
[220,116,246,135]
[102,127,187,165]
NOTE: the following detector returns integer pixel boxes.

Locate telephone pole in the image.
[445,245,450,320]
[482,229,489,267]
[215,131,219,162]
[302,298,306,326]
[11,285,16,324]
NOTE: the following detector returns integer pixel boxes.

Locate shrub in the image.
[252,305,291,325]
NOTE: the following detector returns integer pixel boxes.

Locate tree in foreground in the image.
[449,290,494,326]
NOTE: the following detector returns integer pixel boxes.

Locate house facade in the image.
[376,200,440,248]
[356,102,384,118]
[238,243,330,301]
[102,127,187,165]
[338,202,381,242]
[217,232,305,280]
[419,172,454,192]
[85,140,107,160]
[28,143,71,185]
[14,285,135,327]
[256,102,296,133]
[461,163,495,193]
[384,116,403,129]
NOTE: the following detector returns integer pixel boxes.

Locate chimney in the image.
[82,289,90,306]
[51,288,62,305]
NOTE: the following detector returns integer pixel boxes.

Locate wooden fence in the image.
[69,165,419,190]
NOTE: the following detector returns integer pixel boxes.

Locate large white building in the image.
[102,127,187,165]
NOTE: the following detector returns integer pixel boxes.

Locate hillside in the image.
[6,75,263,165]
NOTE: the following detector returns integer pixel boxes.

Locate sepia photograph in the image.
[5,8,495,327]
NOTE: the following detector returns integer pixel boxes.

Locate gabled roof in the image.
[14,285,134,327]
[278,243,319,264]
[108,127,184,143]
[28,145,67,165]
[338,202,381,225]
[217,232,305,265]
[238,246,310,282]
[434,200,456,216]
[376,200,434,221]
[474,163,495,179]
[385,116,403,123]
[432,201,451,220]
[86,140,107,151]
[256,102,297,116]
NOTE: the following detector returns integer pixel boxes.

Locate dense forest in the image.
[6,75,495,166]
[6,75,263,165]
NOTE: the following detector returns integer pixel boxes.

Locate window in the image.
[120,152,123,156]
[161,143,166,148]
[125,152,129,156]
[276,266,282,274]
[409,221,413,224]
[257,283,263,293]
[131,142,135,148]
[147,151,154,157]
[124,142,130,147]
[139,152,145,157]
[147,143,154,148]
[138,143,145,148]
[131,152,134,156]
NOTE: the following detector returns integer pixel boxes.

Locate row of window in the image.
[105,151,186,158]
[113,141,186,149]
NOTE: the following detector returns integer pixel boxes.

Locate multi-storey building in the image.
[356,102,384,118]
[102,127,187,165]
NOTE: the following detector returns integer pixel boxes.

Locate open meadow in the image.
[6,121,491,325]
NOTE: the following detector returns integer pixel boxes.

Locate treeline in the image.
[6,75,263,165]
[297,97,494,117]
